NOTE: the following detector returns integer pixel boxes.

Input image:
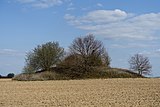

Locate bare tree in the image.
[57,34,111,78]
[69,34,111,67]
[129,54,152,75]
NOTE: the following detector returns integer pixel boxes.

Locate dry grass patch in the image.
[0,78,160,107]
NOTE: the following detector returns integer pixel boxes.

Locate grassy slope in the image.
[13,67,143,81]
[106,68,143,78]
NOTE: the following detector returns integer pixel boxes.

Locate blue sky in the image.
[0,0,160,76]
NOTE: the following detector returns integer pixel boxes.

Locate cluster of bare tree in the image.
[23,34,152,77]
[23,34,111,78]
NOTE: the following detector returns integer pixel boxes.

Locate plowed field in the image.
[0,78,160,107]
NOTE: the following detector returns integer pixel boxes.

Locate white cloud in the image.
[65,9,160,40]
[16,0,65,8]
[82,9,127,24]
[0,49,25,57]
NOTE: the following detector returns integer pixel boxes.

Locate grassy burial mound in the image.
[13,35,144,81]
[13,67,143,81]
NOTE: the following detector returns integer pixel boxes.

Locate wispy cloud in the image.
[16,0,36,3]
[155,49,160,54]
[68,2,73,6]
[65,9,128,26]
[97,3,103,7]
[16,0,66,8]
[81,9,127,23]
[67,7,75,11]
[111,43,159,49]
[66,2,75,11]
[65,9,160,40]
[0,49,25,57]
[137,49,160,58]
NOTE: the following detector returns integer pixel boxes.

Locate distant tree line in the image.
[0,73,15,78]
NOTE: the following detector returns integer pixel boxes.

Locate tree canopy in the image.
[24,42,64,72]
